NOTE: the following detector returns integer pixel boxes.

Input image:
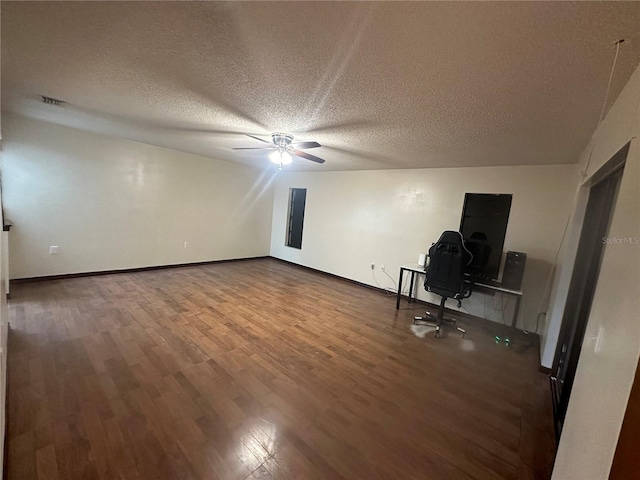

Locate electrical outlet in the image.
[49,246,58,255]
[380,264,385,271]
[184,241,189,248]
[370,263,375,270]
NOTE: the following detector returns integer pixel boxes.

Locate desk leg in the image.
[396,268,404,309]
[408,271,416,303]
[512,295,521,328]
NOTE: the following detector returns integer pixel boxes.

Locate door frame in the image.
[550,142,630,440]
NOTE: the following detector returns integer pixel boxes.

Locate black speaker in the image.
[502,251,526,291]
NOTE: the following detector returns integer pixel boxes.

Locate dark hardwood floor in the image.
[6,258,556,479]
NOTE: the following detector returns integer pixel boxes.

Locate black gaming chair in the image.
[413,231,473,337]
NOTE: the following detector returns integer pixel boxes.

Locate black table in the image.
[395,265,524,328]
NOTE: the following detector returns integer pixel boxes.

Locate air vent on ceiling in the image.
[41,96,65,107]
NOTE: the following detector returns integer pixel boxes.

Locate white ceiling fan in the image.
[233,133,325,168]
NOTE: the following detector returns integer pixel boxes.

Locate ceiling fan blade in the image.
[246,134,271,144]
[292,141,321,149]
[293,149,325,164]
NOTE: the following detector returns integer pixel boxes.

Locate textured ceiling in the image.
[2,1,640,171]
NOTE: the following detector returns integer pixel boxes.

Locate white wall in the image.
[2,113,275,278]
[550,65,640,479]
[270,164,578,331]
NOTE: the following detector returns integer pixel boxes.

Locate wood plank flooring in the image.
[6,258,556,479]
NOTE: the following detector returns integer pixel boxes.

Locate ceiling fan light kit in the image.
[269,149,293,166]
[269,133,294,169]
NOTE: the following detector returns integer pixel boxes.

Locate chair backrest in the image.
[425,231,472,299]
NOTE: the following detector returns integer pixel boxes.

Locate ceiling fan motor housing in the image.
[272,133,294,149]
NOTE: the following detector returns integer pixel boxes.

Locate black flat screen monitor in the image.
[459,193,512,281]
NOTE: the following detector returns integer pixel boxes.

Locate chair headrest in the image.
[437,231,464,244]
[432,231,473,265]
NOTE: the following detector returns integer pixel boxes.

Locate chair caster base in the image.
[426,310,458,325]
[413,316,437,327]
[413,313,464,339]
[413,316,442,338]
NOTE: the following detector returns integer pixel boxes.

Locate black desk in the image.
[396,265,524,328]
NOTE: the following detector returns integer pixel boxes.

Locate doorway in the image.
[286,188,307,249]
[550,143,629,440]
